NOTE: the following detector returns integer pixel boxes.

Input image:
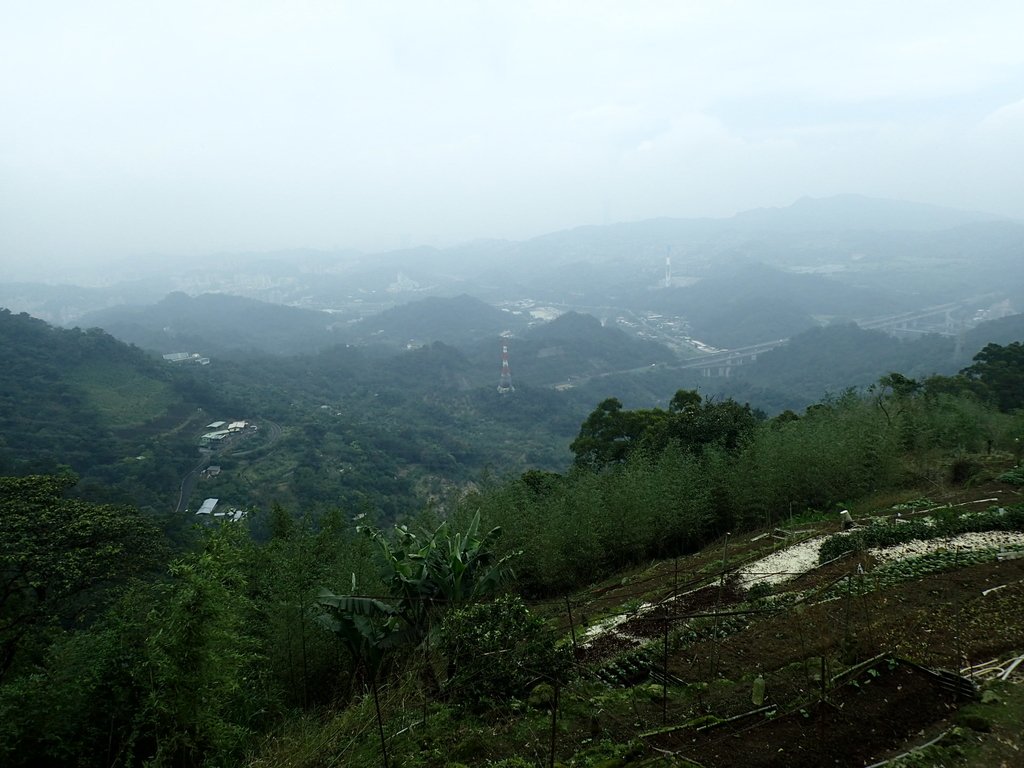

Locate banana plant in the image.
[317,586,412,676]
[317,512,519,766]
[318,510,517,661]
[317,579,415,768]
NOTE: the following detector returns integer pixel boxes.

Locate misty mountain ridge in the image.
[2,193,1018,322]
[485,194,1012,274]
[506,310,676,386]
[643,261,899,347]
[3,193,1020,357]
[354,294,527,346]
[76,292,348,357]
[728,194,1008,233]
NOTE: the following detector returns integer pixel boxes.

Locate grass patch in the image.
[997,467,1024,485]
[73,361,180,427]
[889,680,1024,767]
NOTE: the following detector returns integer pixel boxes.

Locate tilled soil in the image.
[654,662,959,768]
[567,478,1022,766]
[615,582,750,641]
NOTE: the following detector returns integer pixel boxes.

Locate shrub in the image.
[441,594,570,707]
[997,467,1024,485]
[949,456,981,485]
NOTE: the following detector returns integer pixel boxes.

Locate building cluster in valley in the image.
[192,419,260,523]
[194,497,247,522]
[200,419,255,446]
[162,351,210,365]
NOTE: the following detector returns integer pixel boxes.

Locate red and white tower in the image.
[498,343,514,393]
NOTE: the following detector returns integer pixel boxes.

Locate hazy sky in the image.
[3,1,1024,280]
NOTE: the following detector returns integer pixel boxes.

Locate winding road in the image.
[173,419,282,515]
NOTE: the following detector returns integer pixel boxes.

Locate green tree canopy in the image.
[0,473,164,678]
[570,391,759,470]
[962,341,1024,411]
[569,398,652,470]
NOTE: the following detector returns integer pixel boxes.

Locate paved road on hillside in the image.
[175,455,210,515]
[173,419,282,515]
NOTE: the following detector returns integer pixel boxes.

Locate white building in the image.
[200,430,231,444]
[196,498,219,516]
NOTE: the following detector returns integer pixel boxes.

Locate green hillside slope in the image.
[0,309,208,508]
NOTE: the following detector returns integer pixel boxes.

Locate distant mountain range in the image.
[4,194,1020,321]
[2,194,1021,362]
[727,194,1006,233]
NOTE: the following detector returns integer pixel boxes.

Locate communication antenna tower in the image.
[665,247,672,288]
[498,343,514,393]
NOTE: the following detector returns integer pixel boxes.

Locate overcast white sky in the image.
[2,1,1024,281]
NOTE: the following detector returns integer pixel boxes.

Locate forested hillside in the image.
[8,300,1024,525]
[187,339,590,520]
[714,323,963,412]
[0,308,588,521]
[3,335,1023,766]
[0,309,212,511]
[510,311,676,385]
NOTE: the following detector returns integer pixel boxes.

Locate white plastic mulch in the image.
[581,602,652,642]
[734,528,1024,591]
[868,531,1024,564]
[581,524,1024,644]
[735,536,831,590]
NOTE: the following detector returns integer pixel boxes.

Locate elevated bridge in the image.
[676,339,790,378]
[853,301,965,338]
